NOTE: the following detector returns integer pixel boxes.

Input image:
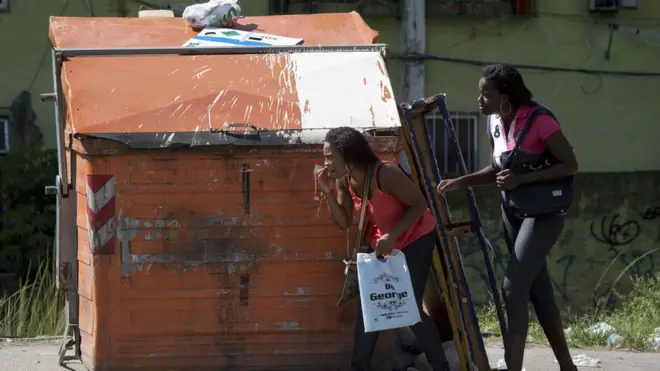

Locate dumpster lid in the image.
[50,13,401,149]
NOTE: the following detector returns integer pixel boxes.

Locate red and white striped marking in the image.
[86,175,116,255]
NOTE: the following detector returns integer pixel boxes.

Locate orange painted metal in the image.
[50,12,379,136]
[49,12,378,49]
[61,55,308,134]
[75,145,399,370]
[50,13,405,371]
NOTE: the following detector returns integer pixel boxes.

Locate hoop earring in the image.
[500,101,512,116]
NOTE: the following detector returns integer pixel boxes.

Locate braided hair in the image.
[481,64,534,109]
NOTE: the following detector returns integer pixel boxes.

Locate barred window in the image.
[425,111,480,177]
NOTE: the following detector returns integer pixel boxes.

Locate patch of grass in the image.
[0,256,65,337]
[477,273,660,351]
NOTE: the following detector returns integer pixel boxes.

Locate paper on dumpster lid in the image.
[182,27,304,48]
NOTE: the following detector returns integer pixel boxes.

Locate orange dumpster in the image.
[47,12,407,371]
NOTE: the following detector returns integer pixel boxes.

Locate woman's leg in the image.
[350,303,380,371]
[393,327,422,371]
[528,255,576,370]
[501,209,565,371]
[500,208,522,370]
[402,232,450,371]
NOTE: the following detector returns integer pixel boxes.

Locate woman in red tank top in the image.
[316,127,450,371]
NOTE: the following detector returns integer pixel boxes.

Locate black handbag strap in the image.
[503,105,557,167]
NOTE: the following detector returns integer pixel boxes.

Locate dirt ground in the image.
[0,339,656,371]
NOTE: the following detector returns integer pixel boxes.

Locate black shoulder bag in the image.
[499,106,574,218]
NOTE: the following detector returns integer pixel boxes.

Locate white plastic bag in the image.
[182,0,241,29]
[357,250,421,332]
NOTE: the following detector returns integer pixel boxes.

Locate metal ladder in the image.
[399,95,507,371]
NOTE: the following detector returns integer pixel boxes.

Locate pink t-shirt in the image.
[489,104,560,168]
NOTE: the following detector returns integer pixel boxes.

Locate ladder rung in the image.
[444,221,472,237]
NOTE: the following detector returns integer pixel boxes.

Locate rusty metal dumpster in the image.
[46,12,409,371]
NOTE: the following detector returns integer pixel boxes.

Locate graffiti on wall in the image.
[462,235,574,306]
[460,205,660,311]
[591,210,657,277]
[588,206,660,311]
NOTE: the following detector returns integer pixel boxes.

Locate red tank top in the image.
[347,162,436,250]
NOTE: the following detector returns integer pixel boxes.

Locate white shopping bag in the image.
[357,250,421,332]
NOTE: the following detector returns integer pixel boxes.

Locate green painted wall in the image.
[364,1,660,310]
[0,0,269,150]
[369,0,660,172]
[367,0,660,172]
[3,1,659,170]
[445,171,660,311]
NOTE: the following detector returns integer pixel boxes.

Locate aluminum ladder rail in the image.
[399,95,507,371]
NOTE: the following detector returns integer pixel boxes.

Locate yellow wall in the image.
[2,0,659,172]
[0,0,268,150]
[368,1,660,172]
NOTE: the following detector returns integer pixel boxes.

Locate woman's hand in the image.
[436,178,463,197]
[496,169,520,190]
[315,166,334,193]
[375,233,395,256]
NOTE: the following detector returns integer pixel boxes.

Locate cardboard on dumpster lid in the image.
[182,28,304,48]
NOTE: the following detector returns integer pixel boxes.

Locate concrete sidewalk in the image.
[0,340,656,370]
[483,343,657,370]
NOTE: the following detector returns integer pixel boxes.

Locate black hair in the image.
[325,127,380,168]
[481,64,534,109]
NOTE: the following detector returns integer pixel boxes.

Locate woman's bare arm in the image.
[455,135,497,187]
[322,178,353,230]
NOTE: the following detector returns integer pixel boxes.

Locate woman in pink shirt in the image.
[438,64,578,371]
[316,127,449,371]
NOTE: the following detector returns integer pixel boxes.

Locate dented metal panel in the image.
[75,145,400,370]
[51,12,405,371]
[48,14,397,149]
[59,51,398,147]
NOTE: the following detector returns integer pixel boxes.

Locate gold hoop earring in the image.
[500,101,512,116]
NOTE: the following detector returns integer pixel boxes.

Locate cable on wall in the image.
[389,53,660,78]
[25,0,73,92]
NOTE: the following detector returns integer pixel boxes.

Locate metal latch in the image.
[45,185,58,195]
[40,93,56,102]
[45,175,63,196]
